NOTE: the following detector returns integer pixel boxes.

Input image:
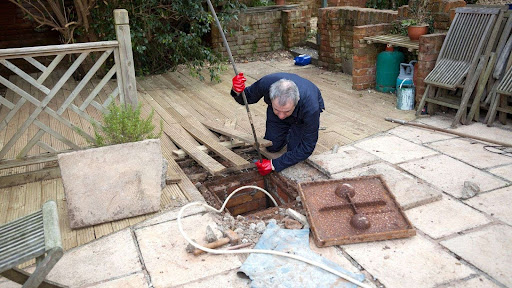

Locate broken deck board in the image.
[139,89,226,175]
[201,120,272,148]
[149,89,249,167]
[172,139,247,159]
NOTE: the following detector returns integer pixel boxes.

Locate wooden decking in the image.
[0,59,416,253]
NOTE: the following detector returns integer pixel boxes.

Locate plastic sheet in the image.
[238,222,365,288]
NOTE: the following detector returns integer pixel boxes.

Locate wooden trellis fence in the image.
[0,9,137,171]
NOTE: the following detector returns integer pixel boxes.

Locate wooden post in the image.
[114,9,138,107]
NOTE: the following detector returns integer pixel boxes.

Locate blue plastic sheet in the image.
[238,222,365,288]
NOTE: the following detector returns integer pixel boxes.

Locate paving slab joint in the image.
[338,246,381,287]
[130,227,154,287]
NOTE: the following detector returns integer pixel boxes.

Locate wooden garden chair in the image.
[486,65,512,125]
[0,201,66,288]
[416,7,503,127]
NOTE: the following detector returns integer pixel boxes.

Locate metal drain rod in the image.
[205,0,263,161]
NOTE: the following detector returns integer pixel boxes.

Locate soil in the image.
[178,148,313,246]
[233,49,295,64]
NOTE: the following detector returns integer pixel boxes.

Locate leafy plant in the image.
[391,0,434,35]
[392,17,434,35]
[392,19,418,35]
[407,0,432,25]
[90,0,244,80]
[90,101,163,147]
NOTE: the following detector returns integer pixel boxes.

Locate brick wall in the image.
[212,6,310,57]
[352,24,394,90]
[431,0,466,30]
[416,33,445,102]
[397,0,466,30]
[283,8,312,48]
[318,7,397,74]
[327,0,367,7]
[287,0,319,16]
[318,0,464,99]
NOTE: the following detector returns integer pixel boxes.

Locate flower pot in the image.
[275,0,285,5]
[407,25,428,41]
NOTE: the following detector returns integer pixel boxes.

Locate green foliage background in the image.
[90,0,244,80]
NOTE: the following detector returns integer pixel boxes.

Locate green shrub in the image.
[90,0,244,81]
[91,101,163,147]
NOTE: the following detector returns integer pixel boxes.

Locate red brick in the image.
[418,53,439,62]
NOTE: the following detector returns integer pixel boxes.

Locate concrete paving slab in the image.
[46,230,142,287]
[343,234,474,288]
[0,280,20,288]
[135,213,242,287]
[488,164,512,181]
[58,139,164,228]
[307,146,380,176]
[443,276,501,288]
[399,155,508,198]
[280,161,329,183]
[454,123,512,145]
[308,238,378,288]
[425,138,512,169]
[135,205,207,229]
[387,125,455,144]
[415,115,453,128]
[464,186,512,226]
[354,135,438,164]
[331,162,442,210]
[175,269,250,288]
[405,197,491,239]
[440,224,512,287]
[87,272,149,288]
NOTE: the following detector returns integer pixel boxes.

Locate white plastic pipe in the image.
[177,185,371,288]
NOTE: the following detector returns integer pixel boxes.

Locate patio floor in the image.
[1,58,512,288]
[0,58,416,252]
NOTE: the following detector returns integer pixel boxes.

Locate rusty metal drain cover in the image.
[299,175,415,247]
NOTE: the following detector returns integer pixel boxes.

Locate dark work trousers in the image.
[264,106,301,153]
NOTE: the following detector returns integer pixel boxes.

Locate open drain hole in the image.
[199,170,299,216]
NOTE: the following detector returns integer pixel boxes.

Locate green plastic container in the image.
[375,45,404,93]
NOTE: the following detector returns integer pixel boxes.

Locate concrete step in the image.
[306,38,318,50]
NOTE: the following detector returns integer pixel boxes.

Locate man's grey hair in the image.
[269,79,300,106]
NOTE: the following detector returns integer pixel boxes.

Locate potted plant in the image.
[395,0,433,41]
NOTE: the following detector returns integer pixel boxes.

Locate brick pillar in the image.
[416,33,446,102]
[352,23,392,90]
[282,8,311,48]
[318,8,342,71]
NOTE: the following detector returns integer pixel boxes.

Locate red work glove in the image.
[232,72,246,93]
[255,159,273,176]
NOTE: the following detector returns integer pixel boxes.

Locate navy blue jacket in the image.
[231,73,324,172]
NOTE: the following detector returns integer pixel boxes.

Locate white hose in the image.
[177,185,371,288]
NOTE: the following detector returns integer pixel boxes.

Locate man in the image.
[231,72,325,176]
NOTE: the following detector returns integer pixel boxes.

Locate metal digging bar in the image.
[205,0,263,162]
[385,117,512,147]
